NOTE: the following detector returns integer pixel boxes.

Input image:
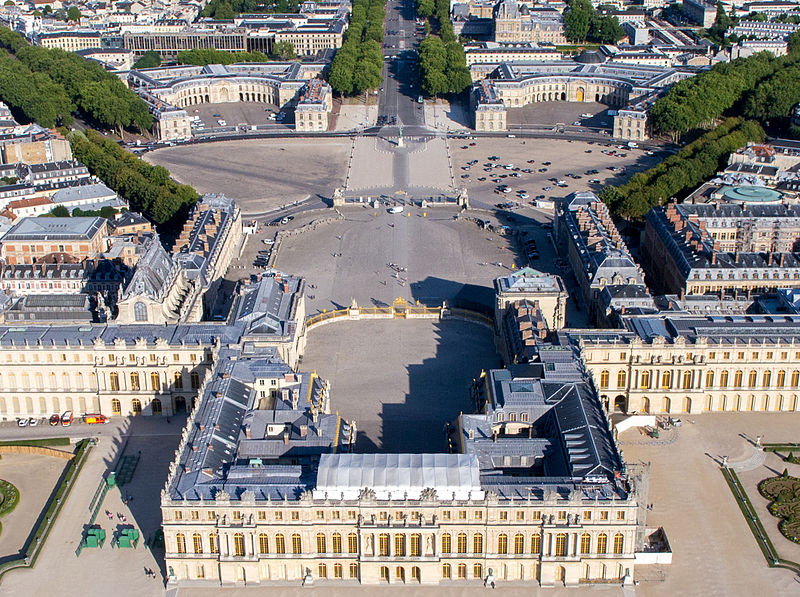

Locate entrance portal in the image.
[577,87,585,102]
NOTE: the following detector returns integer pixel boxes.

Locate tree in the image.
[272,40,296,60]
[714,1,731,29]
[564,0,593,42]
[50,205,70,217]
[66,6,81,21]
[42,4,51,14]
[134,50,161,69]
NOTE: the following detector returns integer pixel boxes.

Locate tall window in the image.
[348,532,358,553]
[411,566,420,582]
[554,533,567,557]
[497,533,508,555]
[191,371,200,389]
[599,370,609,389]
[209,533,219,554]
[332,532,342,554]
[132,399,142,414]
[777,370,786,387]
[379,533,390,556]
[316,533,327,553]
[334,563,343,579]
[748,370,757,388]
[291,534,302,554]
[457,532,467,554]
[110,372,120,391]
[111,398,121,415]
[734,370,743,388]
[473,563,483,579]
[275,534,285,554]
[130,372,140,391]
[531,533,541,554]
[151,372,160,392]
[233,533,245,557]
[457,563,467,579]
[720,370,729,387]
[792,370,799,387]
[152,398,162,415]
[349,563,359,579]
[259,533,269,554]
[514,533,524,554]
[617,370,626,388]
[705,370,714,388]
[580,533,591,554]
[441,533,451,554]
[597,533,607,554]
[380,566,389,581]
[410,533,421,557]
[613,533,624,554]
[640,371,651,389]
[682,371,692,390]
[763,371,772,387]
[442,563,452,579]
[473,533,483,554]
[660,371,672,389]
[134,301,148,322]
[318,563,327,579]
[193,533,203,554]
[395,534,406,557]
[176,533,186,554]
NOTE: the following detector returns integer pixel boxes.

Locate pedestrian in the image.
[144,566,150,577]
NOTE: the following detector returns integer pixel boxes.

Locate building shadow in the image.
[409,276,494,314]
[378,320,501,453]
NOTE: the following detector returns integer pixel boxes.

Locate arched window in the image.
[661,371,672,389]
[193,533,203,554]
[291,534,302,554]
[599,370,609,389]
[349,562,359,578]
[497,533,508,554]
[348,532,358,553]
[734,370,743,388]
[410,533,421,557]
[473,533,483,554]
[380,566,389,581]
[640,371,651,389]
[763,371,772,387]
[379,533,390,556]
[334,563,343,579]
[613,533,624,554]
[332,532,342,554]
[597,533,608,554]
[134,301,148,322]
[531,533,541,554]
[457,532,467,554]
[275,534,285,554]
[151,372,160,391]
[682,371,692,390]
[395,533,406,556]
[132,399,142,414]
[233,533,245,557]
[110,372,120,391]
[514,533,524,554]
[209,533,219,554]
[457,563,467,579]
[316,533,326,553]
[705,370,714,388]
[777,370,786,387]
[130,372,140,391]
[176,533,186,554]
[411,566,420,582]
[748,370,757,388]
[441,533,451,554]
[617,370,626,388]
[792,370,799,387]
[720,370,729,387]
[442,563,451,579]
[174,371,183,389]
[259,533,269,554]
[554,533,567,557]
[318,563,327,578]
[111,398,121,415]
[152,398,162,415]
[580,533,591,554]
[473,563,483,579]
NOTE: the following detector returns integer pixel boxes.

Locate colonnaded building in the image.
[161,269,652,588]
[470,50,696,138]
[128,62,333,140]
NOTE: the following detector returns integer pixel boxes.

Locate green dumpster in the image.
[117,528,140,548]
[85,528,106,548]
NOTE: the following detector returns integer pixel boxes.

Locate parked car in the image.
[29,417,39,427]
[85,414,109,424]
[49,414,60,426]
[16,417,28,427]
[61,411,73,426]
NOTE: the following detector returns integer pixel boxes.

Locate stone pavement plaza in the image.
[146,138,350,215]
[300,319,501,453]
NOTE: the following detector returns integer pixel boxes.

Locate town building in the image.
[682,0,716,27]
[493,0,567,44]
[0,216,108,264]
[495,267,568,331]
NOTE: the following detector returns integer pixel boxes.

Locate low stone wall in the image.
[0,445,74,460]
[268,208,343,267]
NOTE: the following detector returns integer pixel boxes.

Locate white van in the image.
[388,206,404,214]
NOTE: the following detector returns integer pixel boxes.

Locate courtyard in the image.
[300,319,501,453]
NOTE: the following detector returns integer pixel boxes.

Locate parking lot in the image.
[450,137,662,210]
[188,101,290,133]
[506,101,610,129]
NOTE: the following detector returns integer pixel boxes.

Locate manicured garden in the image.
[759,471,800,545]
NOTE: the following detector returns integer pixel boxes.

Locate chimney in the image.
[299,425,308,438]
[283,430,290,444]
[781,253,786,267]
[468,428,475,439]
[528,426,533,439]
[492,431,498,442]
[283,281,289,293]
[735,250,740,264]
[711,252,716,265]
[245,426,251,439]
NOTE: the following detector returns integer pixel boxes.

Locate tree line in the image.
[415,0,471,97]
[0,27,152,135]
[328,0,385,94]
[69,129,199,226]
[650,32,800,139]
[563,0,625,44]
[600,118,765,219]
[201,0,299,19]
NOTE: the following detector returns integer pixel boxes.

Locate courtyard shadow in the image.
[409,276,494,314]
[377,320,501,453]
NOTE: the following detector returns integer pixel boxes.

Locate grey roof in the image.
[51,183,117,205]
[121,234,176,301]
[4,216,106,242]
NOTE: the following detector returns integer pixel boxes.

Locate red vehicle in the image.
[60,411,73,426]
[49,414,59,426]
[84,414,109,425]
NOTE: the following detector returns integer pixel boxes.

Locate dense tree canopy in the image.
[272,40,296,60]
[563,0,625,43]
[68,129,199,226]
[201,0,299,19]
[418,36,471,96]
[134,50,161,69]
[0,27,152,134]
[176,48,270,65]
[600,118,765,219]
[328,0,385,94]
